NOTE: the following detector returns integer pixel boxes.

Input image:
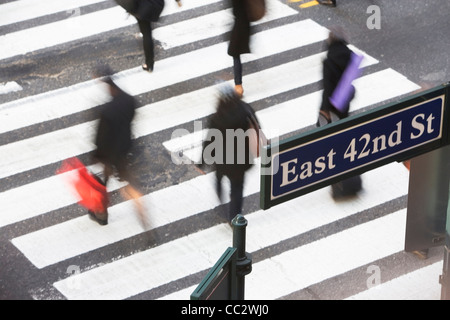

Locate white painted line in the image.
[346,262,442,300]
[0,120,98,180]
[162,248,442,301]
[0,20,331,180]
[154,0,297,49]
[245,209,408,300]
[159,0,223,16]
[0,0,222,60]
[0,0,293,61]
[12,158,409,270]
[0,163,127,229]
[0,67,413,227]
[163,68,421,163]
[0,0,107,27]
[262,68,421,137]
[105,215,446,301]
[0,81,23,95]
[54,223,231,300]
[158,285,195,300]
[11,162,260,269]
[0,78,110,135]
[51,162,409,299]
[2,57,322,226]
[0,6,135,61]
[0,19,329,136]
[0,0,222,30]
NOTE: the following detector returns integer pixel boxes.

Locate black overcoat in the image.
[320,40,353,119]
[228,0,251,57]
[95,89,136,167]
[203,97,253,179]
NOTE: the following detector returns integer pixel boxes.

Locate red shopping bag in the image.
[58,158,108,213]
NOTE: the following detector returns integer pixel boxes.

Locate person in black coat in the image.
[202,86,257,223]
[93,69,147,227]
[228,0,251,97]
[134,0,165,72]
[317,29,362,199]
[95,78,135,182]
[318,28,353,125]
[116,0,181,72]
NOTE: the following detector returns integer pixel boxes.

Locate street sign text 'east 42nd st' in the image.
[261,84,450,210]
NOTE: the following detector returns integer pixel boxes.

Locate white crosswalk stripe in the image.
[0,0,228,60]
[0,18,325,135]
[52,162,410,299]
[0,0,107,27]
[163,69,420,163]
[0,0,441,300]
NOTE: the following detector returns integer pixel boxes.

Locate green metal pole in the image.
[439,84,450,300]
[441,181,450,300]
[232,214,252,300]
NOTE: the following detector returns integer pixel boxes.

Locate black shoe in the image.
[317,0,336,7]
[142,63,154,73]
[412,250,428,260]
[88,210,108,226]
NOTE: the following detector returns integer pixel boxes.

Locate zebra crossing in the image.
[0,0,443,300]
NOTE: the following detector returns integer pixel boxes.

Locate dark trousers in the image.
[216,171,245,222]
[233,56,243,85]
[137,19,154,68]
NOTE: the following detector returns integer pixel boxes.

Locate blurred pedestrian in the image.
[317,28,362,199]
[201,85,262,224]
[228,0,251,97]
[135,0,165,72]
[115,0,181,72]
[92,66,147,227]
[317,27,355,125]
[318,0,336,7]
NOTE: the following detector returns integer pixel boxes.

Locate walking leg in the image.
[137,19,155,71]
[233,56,244,97]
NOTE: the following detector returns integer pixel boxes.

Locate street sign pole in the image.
[440,177,450,300]
[260,83,450,298]
[191,215,252,300]
[405,146,450,253]
[232,215,252,300]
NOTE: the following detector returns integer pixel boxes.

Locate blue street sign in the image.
[261,84,450,209]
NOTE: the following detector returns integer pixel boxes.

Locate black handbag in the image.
[244,0,266,22]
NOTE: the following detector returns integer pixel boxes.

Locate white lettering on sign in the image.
[277,110,440,190]
[279,149,336,188]
[268,94,445,206]
[410,113,436,139]
[344,121,402,163]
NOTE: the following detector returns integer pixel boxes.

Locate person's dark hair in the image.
[328,26,348,45]
[94,65,119,89]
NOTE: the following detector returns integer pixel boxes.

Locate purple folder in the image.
[329,52,364,113]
